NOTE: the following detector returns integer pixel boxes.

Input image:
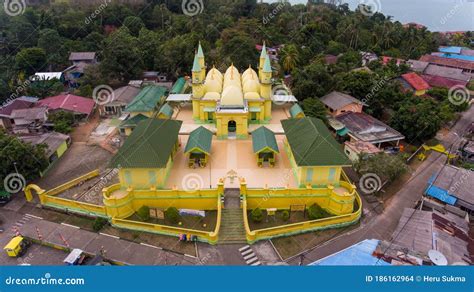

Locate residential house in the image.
[336,112,405,149]
[392,208,472,265]
[399,72,430,96]
[343,141,381,162]
[423,64,471,83]
[425,165,474,216]
[124,85,168,118]
[109,119,183,190]
[289,103,305,119]
[360,51,378,66]
[65,52,98,87]
[281,117,351,187]
[320,91,364,117]
[99,83,142,117]
[36,94,95,119]
[142,71,172,88]
[157,103,174,119]
[324,54,339,65]
[458,140,474,163]
[407,59,429,73]
[118,114,148,136]
[421,74,468,89]
[10,107,48,134]
[19,132,71,164]
[419,54,474,76]
[0,97,37,131]
[382,56,404,66]
[69,52,97,65]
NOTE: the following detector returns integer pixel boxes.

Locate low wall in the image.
[243,193,362,243]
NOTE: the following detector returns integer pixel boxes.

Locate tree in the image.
[100,28,144,83]
[137,206,150,221]
[390,97,443,144]
[37,28,64,70]
[48,111,75,134]
[354,153,408,184]
[292,62,334,99]
[301,98,328,123]
[0,129,49,184]
[165,207,180,224]
[123,16,145,36]
[279,44,300,74]
[15,47,47,76]
[308,203,329,220]
[251,208,263,223]
[26,79,64,98]
[220,33,257,69]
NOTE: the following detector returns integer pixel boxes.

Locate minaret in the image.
[192,53,204,99]
[260,54,273,119]
[258,41,267,77]
[197,41,206,80]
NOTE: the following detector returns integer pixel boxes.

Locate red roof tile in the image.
[401,73,431,91]
[421,74,468,89]
[420,54,474,71]
[36,94,95,115]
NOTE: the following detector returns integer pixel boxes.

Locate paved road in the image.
[287,104,474,265]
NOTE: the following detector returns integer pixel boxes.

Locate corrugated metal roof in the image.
[289,103,304,118]
[170,77,187,94]
[320,91,363,110]
[158,103,174,118]
[281,117,350,166]
[184,126,213,155]
[119,114,148,128]
[251,126,279,154]
[125,85,167,113]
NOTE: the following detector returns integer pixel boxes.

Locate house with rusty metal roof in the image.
[320,91,364,117]
[336,112,404,148]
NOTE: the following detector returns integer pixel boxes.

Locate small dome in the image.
[244,92,260,100]
[203,92,221,100]
[243,79,260,93]
[221,85,244,106]
[224,65,240,80]
[242,67,258,80]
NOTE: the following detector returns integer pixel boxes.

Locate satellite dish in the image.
[428,250,448,266]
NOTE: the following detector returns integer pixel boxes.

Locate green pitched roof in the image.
[158,103,174,118]
[192,54,201,72]
[252,126,279,154]
[281,117,350,167]
[289,103,304,118]
[109,119,182,168]
[260,42,267,59]
[170,77,186,94]
[197,42,204,58]
[263,55,272,73]
[184,126,213,155]
[119,114,148,128]
[125,85,167,113]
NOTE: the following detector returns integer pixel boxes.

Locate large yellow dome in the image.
[220,85,244,106]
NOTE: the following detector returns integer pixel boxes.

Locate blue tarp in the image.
[309,239,390,266]
[425,185,458,205]
[439,53,474,62]
[438,46,462,54]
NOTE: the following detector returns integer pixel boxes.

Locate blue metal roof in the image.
[439,46,462,54]
[439,53,474,62]
[425,185,458,205]
[309,239,390,266]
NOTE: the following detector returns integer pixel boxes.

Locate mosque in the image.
[191,42,273,139]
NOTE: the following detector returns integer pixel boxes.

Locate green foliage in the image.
[354,153,408,183]
[165,207,180,224]
[251,208,263,223]
[26,79,64,98]
[301,98,328,124]
[123,16,145,36]
[137,206,150,221]
[48,111,75,134]
[307,204,329,220]
[281,210,290,222]
[92,217,108,232]
[0,129,49,183]
[15,47,46,76]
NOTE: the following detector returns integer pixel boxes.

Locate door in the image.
[228,120,236,133]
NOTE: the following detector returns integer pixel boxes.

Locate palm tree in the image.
[280,44,300,74]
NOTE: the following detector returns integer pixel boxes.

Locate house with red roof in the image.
[421,74,468,89]
[36,94,95,118]
[399,72,431,96]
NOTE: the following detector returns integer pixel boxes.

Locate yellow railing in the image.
[41,195,107,216]
[45,170,100,197]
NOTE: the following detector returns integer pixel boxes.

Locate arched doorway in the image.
[227,120,236,137]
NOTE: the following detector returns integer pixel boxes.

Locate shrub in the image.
[165,207,180,224]
[92,217,107,232]
[251,208,263,223]
[281,210,290,222]
[307,204,328,220]
[137,206,150,221]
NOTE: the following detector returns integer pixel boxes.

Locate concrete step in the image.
[243,253,256,260]
[246,257,258,265]
[251,261,261,266]
[239,245,250,252]
[241,249,253,256]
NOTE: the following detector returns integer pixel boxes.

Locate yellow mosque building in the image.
[191,42,273,139]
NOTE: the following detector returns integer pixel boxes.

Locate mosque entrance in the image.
[228,120,236,137]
